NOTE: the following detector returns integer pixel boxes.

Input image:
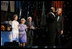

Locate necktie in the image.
[57,16,60,21]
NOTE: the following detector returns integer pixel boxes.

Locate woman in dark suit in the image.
[46,7,57,46]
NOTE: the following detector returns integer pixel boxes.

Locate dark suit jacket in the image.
[26,21,35,28]
[56,15,63,33]
[46,12,56,33]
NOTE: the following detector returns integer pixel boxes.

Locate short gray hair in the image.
[27,17,32,20]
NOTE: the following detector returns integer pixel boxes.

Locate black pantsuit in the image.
[46,12,57,46]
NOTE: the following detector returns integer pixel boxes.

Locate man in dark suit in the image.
[55,8,63,46]
[46,7,57,46]
[26,16,35,46]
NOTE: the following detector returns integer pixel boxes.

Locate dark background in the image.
[1,1,72,48]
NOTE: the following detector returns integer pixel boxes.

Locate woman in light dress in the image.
[19,18,27,47]
[11,14,19,42]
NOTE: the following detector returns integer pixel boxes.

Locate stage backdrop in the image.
[52,1,64,9]
[10,1,15,12]
[1,1,9,11]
